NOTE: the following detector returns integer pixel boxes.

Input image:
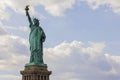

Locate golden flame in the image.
[26,5,30,8]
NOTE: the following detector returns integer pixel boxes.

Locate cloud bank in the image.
[85,0,120,14]
[1,0,120,18]
[0,24,120,80]
[0,25,120,80]
[44,41,120,80]
[0,26,29,80]
[0,0,75,19]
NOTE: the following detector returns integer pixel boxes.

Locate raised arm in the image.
[25,5,32,25]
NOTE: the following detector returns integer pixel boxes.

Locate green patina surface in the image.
[25,5,46,66]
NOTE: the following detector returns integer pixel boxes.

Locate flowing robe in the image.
[29,24,46,64]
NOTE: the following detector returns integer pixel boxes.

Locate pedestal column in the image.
[20,65,52,80]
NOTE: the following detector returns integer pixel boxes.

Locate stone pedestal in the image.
[20,65,52,80]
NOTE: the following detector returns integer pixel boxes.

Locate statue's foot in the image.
[25,62,47,67]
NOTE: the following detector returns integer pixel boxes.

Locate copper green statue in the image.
[25,5,46,66]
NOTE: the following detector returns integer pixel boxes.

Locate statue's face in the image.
[33,18,39,26]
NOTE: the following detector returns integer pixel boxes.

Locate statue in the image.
[25,5,46,66]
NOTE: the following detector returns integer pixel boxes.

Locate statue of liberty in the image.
[25,5,46,66]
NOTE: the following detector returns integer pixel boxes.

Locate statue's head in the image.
[33,18,39,26]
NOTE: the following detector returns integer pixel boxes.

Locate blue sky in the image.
[1,0,120,80]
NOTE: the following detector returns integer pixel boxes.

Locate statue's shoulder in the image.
[29,24,36,29]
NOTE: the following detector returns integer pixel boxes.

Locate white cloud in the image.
[39,0,76,16]
[0,0,35,20]
[0,34,29,80]
[0,0,76,19]
[0,74,20,80]
[0,38,120,80]
[0,23,7,35]
[0,23,29,77]
[44,41,120,80]
[5,26,29,32]
[0,35,29,74]
[0,0,120,20]
[0,1,10,20]
[84,0,120,15]
[0,27,7,35]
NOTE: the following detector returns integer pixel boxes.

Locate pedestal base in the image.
[25,62,47,67]
[20,65,52,80]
